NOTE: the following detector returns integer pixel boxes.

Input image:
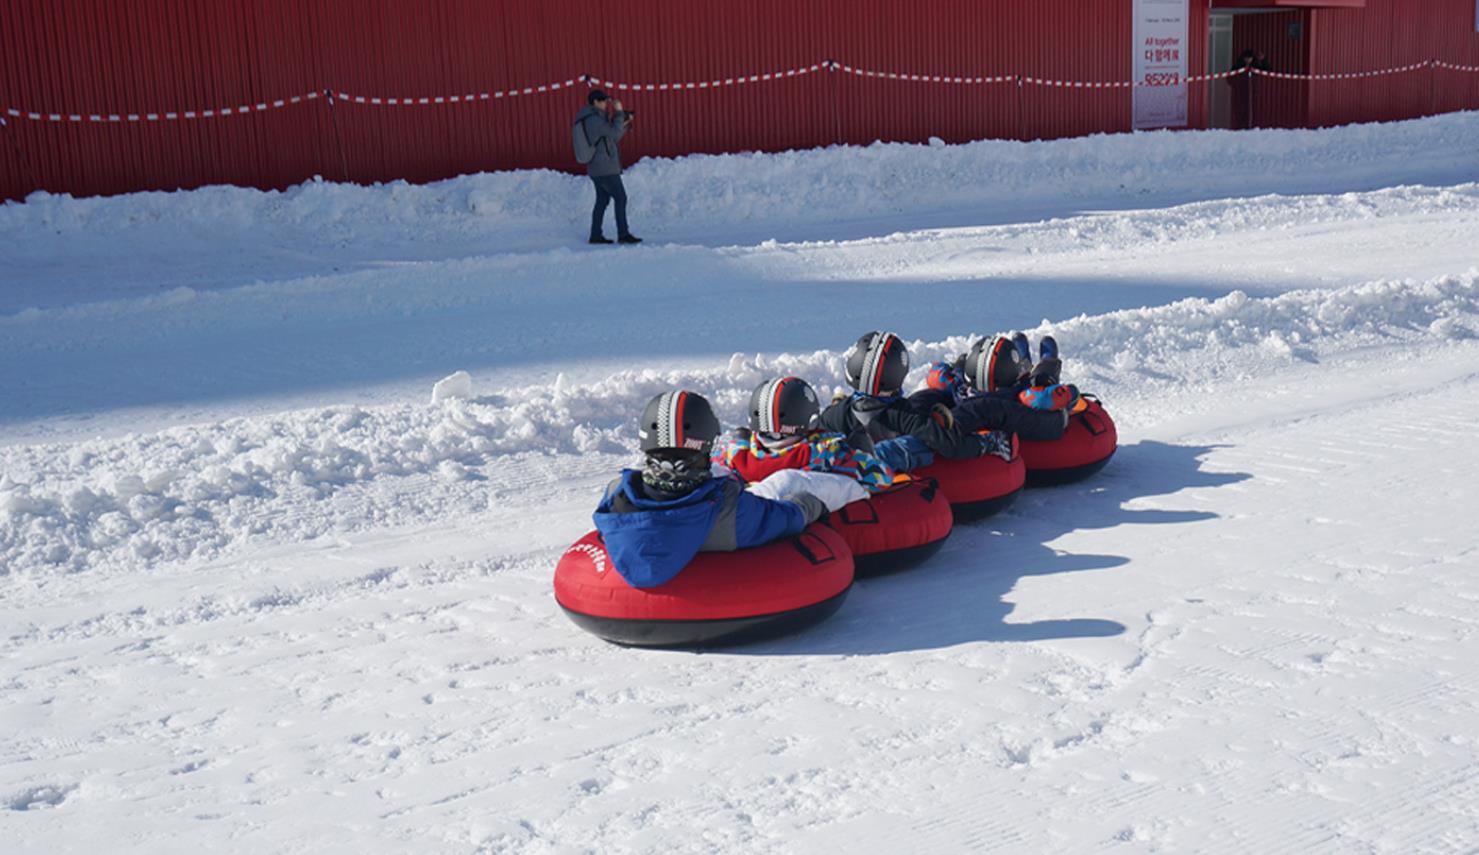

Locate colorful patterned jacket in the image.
[925,358,1022,404]
[712,430,895,493]
[927,357,1080,412]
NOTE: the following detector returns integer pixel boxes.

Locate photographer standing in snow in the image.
[572,90,642,245]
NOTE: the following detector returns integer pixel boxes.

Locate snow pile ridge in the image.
[4,112,1478,261]
[2,271,1475,577]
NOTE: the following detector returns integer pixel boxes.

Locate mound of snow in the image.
[4,113,1478,313]
[3,271,1473,577]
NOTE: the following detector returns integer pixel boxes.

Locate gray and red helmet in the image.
[749,377,820,437]
[844,331,910,395]
[638,390,721,454]
[965,335,1028,393]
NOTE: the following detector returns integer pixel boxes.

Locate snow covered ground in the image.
[4,114,1479,853]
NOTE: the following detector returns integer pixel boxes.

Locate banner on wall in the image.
[1133,0,1189,129]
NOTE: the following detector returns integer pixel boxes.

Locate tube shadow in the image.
[734,439,1249,656]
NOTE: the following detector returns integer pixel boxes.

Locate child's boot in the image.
[1011,332,1031,362]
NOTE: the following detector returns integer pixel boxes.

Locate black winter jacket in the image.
[907,388,1068,441]
[818,393,984,459]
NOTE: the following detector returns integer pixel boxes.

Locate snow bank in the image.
[4,271,1474,577]
[4,111,1478,282]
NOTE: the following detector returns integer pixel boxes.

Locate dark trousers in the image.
[590,175,630,239]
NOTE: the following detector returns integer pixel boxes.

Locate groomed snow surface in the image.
[4,115,1479,853]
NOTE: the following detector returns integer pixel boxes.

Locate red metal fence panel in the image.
[0,0,334,199]
[1,0,1475,202]
[1309,0,1479,126]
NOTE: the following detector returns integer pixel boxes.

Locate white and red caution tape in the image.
[329,79,581,106]
[586,64,825,93]
[830,62,1015,85]
[4,91,322,123]
[1188,67,1251,83]
[1024,75,1132,89]
[1252,60,1432,81]
[4,58,1478,123]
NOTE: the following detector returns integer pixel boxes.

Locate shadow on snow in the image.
[732,439,1250,656]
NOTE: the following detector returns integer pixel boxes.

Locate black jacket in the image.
[818,393,984,459]
[907,388,1068,441]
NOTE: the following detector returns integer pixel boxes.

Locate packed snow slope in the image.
[6,110,1478,312]
[4,115,1479,853]
[4,114,1479,443]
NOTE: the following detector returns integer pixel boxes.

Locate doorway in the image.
[1208,7,1312,129]
[1209,13,1235,128]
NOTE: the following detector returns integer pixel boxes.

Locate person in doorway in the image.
[572,90,642,245]
[1228,48,1271,130]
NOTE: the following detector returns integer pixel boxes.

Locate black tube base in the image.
[949,487,1023,523]
[561,588,851,649]
[1024,452,1114,487]
[852,538,948,578]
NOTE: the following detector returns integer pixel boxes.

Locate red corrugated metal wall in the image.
[0,0,1211,201]
[5,1,1471,203]
[0,0,334,200]
[1308,0,1479,127]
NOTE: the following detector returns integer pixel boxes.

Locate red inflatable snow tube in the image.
[554,525,855,647]
[1019,398,1117,486]
[913,437,1026,521]
[824,477,953,577]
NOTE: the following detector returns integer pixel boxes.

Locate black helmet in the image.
[965,335,1027,393]
[638,390,721,454]
[844,331,910,395]
[749,377,820,438]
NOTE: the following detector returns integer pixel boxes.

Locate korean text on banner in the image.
[1134,0,1189,129]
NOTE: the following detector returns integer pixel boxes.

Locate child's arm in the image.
[905,387,954,410]
[814,435,895,491]
[880,400,981,458]
[732,489,820,548]
[710,431,752,469]
[817,398,858,435]
[924,358,968,396]
[954,395,1068,441]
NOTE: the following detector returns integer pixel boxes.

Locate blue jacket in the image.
[593,471,810,589]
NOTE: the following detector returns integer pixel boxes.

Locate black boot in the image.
[589,235,614,245]
[1029,357,1062,387]
[618,234,643,244]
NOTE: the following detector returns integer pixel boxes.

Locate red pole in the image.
[828,60,842,145]
[1428,60,1438,117]
[1016,76,1026,141]
[324,90,351,184]
[1248,68,1256,130]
